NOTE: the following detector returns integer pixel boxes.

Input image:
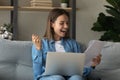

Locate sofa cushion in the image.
[94,41,120,80]
[0,39,33,80]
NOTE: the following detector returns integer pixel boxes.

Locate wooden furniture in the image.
[0,0,77,39]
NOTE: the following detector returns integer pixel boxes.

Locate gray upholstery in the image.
[0,39,120,80]
[89,40,120,80]
[0,39,33,80]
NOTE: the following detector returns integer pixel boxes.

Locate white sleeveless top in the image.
[55,41,65,52]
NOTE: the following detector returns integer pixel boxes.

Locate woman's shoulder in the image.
[63,38,80,46]
[41,37,47,41]
[41,37,79,44]
[41,38,49,43]
[41,37,53,43]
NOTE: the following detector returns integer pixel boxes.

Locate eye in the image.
[60,22,64,25]
[66,22,69,25]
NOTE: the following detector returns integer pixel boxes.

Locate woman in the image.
[32,8,101,80]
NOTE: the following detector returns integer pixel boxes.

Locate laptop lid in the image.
[43,52,85,76]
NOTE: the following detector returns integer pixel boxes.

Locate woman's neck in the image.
[54,35,61,41]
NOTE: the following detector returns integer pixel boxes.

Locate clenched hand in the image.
[32,34,41,50]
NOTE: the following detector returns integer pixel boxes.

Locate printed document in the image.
[84,40,105,66]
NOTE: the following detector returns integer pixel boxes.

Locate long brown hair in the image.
[44,8,70,40]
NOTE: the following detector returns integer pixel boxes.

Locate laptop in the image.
[43,52,85,76]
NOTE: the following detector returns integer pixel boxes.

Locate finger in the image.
[97,55,101,60]
[32,34,37,41]
[35,38,41,44]
[33,36,38,40]
[32,34,35,39]
[92,57,99,64]
[36,39,40,42]
[96,56,101,64]
[92,57,97,62]
[35,37,40,42]
[92,58,98,66]
[34,34,39,39]
[32,37,35,42]
[96,54,102,61]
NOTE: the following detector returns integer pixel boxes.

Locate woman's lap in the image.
[39,75,83,80]
[39,75,65,80]
[68,75,83,80]
[39,73,101,80]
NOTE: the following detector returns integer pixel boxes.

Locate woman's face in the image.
[52,14,69,41]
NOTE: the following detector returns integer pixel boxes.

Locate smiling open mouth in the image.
[60,30,67,33]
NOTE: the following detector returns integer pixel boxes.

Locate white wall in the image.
[18,11,48,40]
[17,0,61,40]
[0,0,108,46]
[0,11,10,27]
[76,0,108,46]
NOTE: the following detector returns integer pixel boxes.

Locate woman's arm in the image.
[83,66,93,77]
[32,34,43,80]
[71,39,101,77]
[91,54,102,68]
[83,54,101,77]
[32,45,43,80]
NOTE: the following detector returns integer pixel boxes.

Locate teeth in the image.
[61,31,66,32]
[61,30,67,32]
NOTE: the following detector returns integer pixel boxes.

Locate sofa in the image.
[0,39,33,80]
[0,39,120,80]
[91,41,120,80]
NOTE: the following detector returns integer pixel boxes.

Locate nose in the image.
[64,23,68,29]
